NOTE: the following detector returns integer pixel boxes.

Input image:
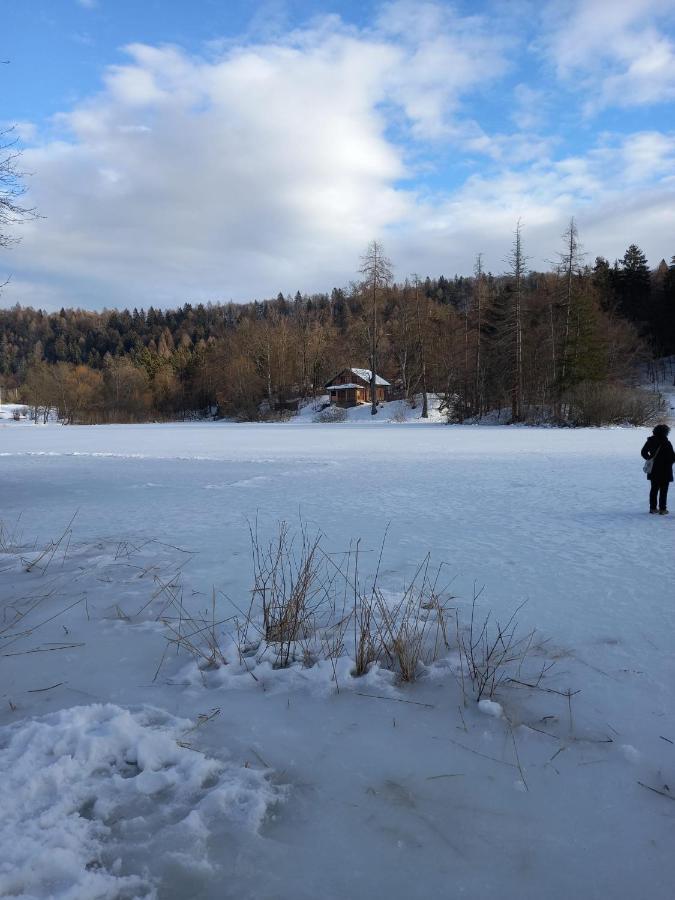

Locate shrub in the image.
[564,381,665,426]
[313,405,347,423]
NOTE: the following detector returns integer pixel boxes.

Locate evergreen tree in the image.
[618,244,651,322]
[660,256,675,354]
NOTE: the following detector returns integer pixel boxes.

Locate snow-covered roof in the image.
[350,368,390,386]
[327,383,361,391]
[325,368,391,389]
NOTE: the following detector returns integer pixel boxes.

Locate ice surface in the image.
[1,421,674,899]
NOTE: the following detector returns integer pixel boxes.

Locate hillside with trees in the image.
[1,224,673,426]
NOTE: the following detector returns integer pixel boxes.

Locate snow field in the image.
[1,422,674,898]
[295,392,446,424]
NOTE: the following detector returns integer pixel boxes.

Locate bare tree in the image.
[505,221,528,422]
[359,241,393,414]
[1,123,36,288]
[412,274,429,418]
[389,280,414,400]
[556,217,585,390]
[473,253,486,418]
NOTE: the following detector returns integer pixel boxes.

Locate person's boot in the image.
[658,509,669,515]
[649,508,658,514]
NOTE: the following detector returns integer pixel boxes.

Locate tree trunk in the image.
[414,276,429,418]
[474,254,483,419]
[371,258,378,415]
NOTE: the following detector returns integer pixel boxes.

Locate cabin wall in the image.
[329,384,387,407]
[325,370,389,407]
[330,388,358,407]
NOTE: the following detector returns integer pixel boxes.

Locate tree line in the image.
[2,224,674,425]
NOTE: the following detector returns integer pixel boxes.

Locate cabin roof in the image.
[350,368,390,386]
[325,368,390,388]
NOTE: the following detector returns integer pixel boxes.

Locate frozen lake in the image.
[2,422,671,643]
[1,422,674,899]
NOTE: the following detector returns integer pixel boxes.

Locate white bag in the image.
[643,445,660,475]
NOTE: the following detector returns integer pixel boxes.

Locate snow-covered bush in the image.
[313,405,347,423]
[153,520,556,704]
[228,523,455,682]
[248,521,326,668]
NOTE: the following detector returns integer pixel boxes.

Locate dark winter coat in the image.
[641,435,675,483]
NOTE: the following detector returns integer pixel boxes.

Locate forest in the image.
[1,225,674,426]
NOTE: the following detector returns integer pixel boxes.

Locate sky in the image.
[2,0,675,311]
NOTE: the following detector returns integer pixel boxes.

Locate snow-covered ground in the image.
[294,393,446,424]
[646,357,675,425]
[1,422,674,899]
[0,403,29,421]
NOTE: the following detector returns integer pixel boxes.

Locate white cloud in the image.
[10,121,37,142]
[77,0,98,9]
[386,130,675,278]
[377,1,511,137]
[10,35,410,307]
[4,8,510,308]
[603,131,675,184]
[3,5,675,311]
[511,84,548,131]
[540,0,675,110]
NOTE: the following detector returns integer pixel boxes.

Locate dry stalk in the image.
[22,511,78,575]
[457,593,539,701]
[154,576,230,679]
[246,519,339,668]
[372,555,454,682]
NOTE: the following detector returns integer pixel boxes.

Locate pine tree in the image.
[565,286,608,385]
[591,257,615,311]
[660,256,675,354]
[618,244,651,322]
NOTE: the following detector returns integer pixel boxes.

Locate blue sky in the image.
[3,0,675,310]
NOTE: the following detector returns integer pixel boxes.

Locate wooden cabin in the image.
[325,368,391,407]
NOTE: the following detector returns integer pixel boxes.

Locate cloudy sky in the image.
[3,0,675,310]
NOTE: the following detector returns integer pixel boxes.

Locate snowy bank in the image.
[0,703,282,899]
[294,393,446,424]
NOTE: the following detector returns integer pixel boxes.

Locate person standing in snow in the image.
[641,423,675,515]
